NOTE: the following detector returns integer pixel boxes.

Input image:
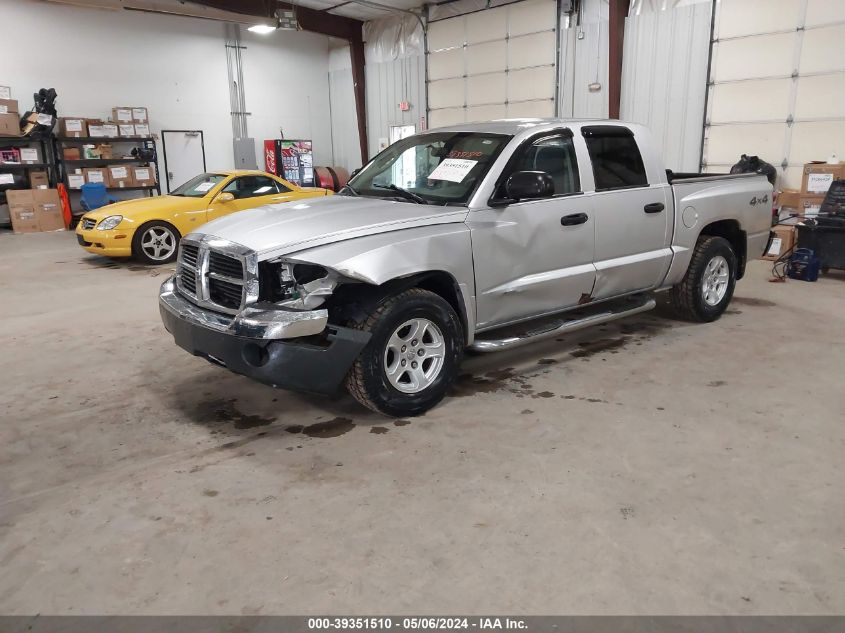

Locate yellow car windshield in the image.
[171,173,227,197]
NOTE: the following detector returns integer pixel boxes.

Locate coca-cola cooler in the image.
[264,139,314,187]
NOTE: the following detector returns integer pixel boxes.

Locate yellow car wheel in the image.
[133,221,181,265]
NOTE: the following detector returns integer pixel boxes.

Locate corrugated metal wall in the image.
[328,47,360,171]
[365,53,427,158]
[620,1,712,172]
[559,0,610,119]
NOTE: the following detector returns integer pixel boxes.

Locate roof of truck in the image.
[427,118,634,135]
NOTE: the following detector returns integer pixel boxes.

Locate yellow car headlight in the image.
[97,215,123,230]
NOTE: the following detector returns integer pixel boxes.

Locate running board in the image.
[469,296,657,353]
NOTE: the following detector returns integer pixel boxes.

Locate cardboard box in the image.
[19,146,40,164]
[59,117,88,138]
[0,86,10,100]
[762,225,795,261]
[29,171,49,188]
[34,189,65,232]
[67,173,85,189]
[134,123,150,137]
[0,98,18,115]
[0,112,19,137]
[132,165,156,187]
[6,189,39,233]
[108,164,134,188]
[10,204,38,233]
[97,144,113,160]
[132,107,148,123]
[799,195,825,220]
[112,107,134,123]
[63,147,81,160]
[778,188,801,209]
[88,123,119,138]
[83,167,108,186]
[118,123,136,137]
[802,162,844,195]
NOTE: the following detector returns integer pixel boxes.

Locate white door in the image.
[162,130,206,193]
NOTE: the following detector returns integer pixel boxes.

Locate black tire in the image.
[670,235,737,322]
[345,288,464,417]
[132,221,181,265]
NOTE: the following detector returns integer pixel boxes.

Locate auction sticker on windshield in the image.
[428,158,478,183]
[194,181,216,193]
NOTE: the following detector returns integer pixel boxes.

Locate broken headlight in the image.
[259,259,337,310]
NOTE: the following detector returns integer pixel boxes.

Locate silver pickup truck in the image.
[159,119,773,416]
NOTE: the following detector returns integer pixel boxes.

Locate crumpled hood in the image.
[191,195,468,258]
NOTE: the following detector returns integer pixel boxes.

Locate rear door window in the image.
[582,126,648,190]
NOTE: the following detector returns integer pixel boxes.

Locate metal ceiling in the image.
[191,0,425,22]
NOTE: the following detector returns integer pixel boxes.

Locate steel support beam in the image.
[608,0,629,119]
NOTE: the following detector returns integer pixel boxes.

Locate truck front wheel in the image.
[670,235,737,322]
[345,288,464,417]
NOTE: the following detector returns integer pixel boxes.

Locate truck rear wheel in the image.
[670,235,737,322]
[345,288,464,417]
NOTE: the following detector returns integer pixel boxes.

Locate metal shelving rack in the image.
[54,136,161,217]
[0,136,57,227]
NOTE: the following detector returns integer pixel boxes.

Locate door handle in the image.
[561,212,588,226]
[644,202,665,214]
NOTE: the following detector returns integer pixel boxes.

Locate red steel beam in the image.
[608,0,629,119]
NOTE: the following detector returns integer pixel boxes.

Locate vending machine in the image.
[263,139,314,187]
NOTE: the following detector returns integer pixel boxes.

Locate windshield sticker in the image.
[428,158,478,183]
[253,186,273,194]
[447,150,484,159]
[194,182,215,192]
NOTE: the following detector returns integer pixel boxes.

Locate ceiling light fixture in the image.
[247,9,298,34]
[248,21,278,34]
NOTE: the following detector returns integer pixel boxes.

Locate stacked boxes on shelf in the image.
[0,85,19,137]
[768,161,844,260]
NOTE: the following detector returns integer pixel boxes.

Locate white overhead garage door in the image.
[426,0,559,129]
[703,0,845,188]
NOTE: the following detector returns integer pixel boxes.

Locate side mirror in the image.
[215,192,235,203]
[505,171,555,201]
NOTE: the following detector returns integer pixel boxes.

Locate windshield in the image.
[346,132,510,205]
[171,173,227,197]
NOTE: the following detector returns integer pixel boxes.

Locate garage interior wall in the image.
[620,0,711,172]
[703,0,845,188]
[329,42,362,170]
[1,0,341,176]
[364,15,427,158]
[426,0,560,127]
[559,0,610,119]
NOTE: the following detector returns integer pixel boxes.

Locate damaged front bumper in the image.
[158,276,370,394]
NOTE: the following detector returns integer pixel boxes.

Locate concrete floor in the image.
[1,230,843,615]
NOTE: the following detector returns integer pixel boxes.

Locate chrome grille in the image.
[175,236,257,315]
[180,271,197,295]
[208,277,243,309]
[208,252,243,279]
[181,243,199,268]
[81,217,96,230]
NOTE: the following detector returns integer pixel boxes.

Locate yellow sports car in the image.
[75,170,331,264]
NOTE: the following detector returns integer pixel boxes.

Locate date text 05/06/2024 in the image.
[307,618,528,630]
